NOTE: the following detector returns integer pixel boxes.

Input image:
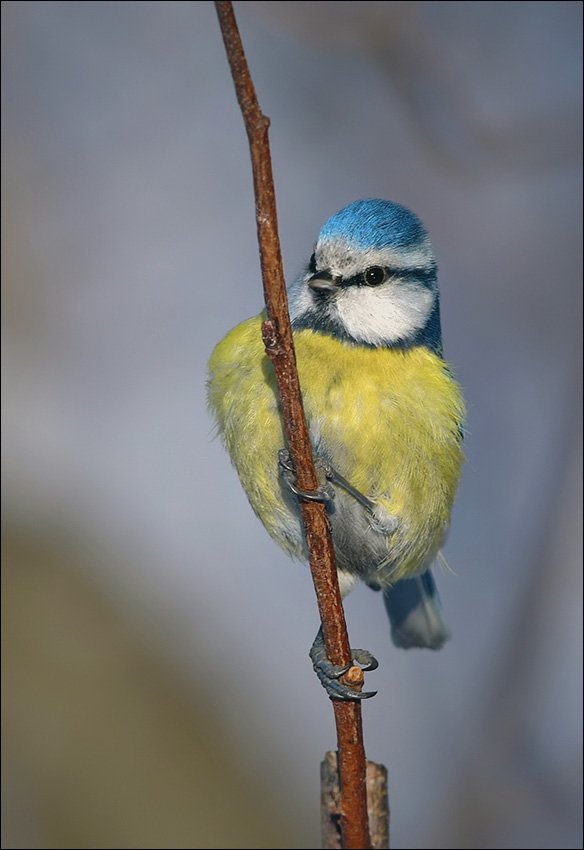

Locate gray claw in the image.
[278,449,335,504]
[350,649,379,672]
[309,627,378,701]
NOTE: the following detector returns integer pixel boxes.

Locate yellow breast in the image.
[208,314,465,582]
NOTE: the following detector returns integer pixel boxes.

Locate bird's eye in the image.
[364,266,387,286]
[308,253,317,274]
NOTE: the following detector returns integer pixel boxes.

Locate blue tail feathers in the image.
[383,570,450,650]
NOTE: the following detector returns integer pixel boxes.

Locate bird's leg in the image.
[323,464,399,533]
[318,462,377,514]
[279,449,382,698]
[279,449,399,534]
[309,627,378,701]
[278,449,372,509]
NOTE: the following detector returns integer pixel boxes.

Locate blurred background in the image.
[2,2,582,848]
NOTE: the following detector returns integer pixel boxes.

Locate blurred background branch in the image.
[250,1,582,177]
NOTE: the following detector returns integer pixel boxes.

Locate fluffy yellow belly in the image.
[208,314,465,583]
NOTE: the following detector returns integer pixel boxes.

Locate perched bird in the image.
[208,199,465,699]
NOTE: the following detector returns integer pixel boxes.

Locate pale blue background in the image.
[2,2,582,848]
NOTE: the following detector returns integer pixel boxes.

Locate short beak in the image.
[307,272,341,293]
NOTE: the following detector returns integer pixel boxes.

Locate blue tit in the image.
[208,199,465,700]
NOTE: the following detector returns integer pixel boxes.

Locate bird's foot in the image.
[309,627,378,701]
[278,449,335,504]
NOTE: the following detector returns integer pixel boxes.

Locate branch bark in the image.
[214,3,373,848]
[321,753,390,850]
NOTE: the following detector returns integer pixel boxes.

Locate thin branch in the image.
[214,3,372,848]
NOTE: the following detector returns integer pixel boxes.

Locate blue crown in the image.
[318,199,427,250]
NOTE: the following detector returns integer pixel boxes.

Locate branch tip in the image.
[343,666,365,690]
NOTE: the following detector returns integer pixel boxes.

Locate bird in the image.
[207,198,465,700]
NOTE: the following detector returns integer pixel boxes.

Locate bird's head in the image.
[289,199,441,352]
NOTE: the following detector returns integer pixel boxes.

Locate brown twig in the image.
[214,2,372,848]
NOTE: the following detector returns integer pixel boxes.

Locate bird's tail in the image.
[382,570,450,650]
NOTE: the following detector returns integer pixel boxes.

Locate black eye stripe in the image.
[305,259,437,288]
[340,265,437,288]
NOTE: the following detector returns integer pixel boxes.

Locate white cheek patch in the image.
[335,282,435,347]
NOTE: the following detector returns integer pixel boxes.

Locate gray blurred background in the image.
[2,2,582,848]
